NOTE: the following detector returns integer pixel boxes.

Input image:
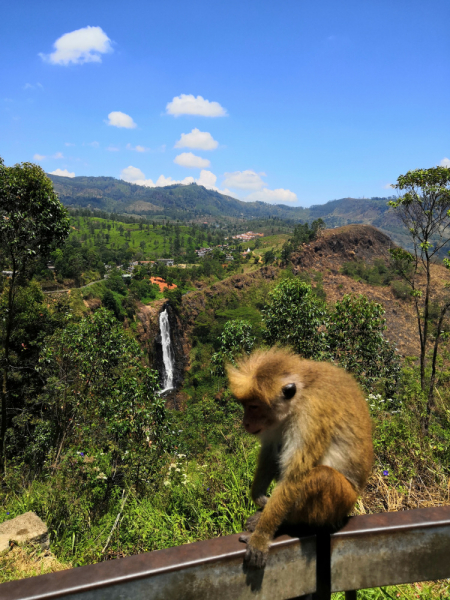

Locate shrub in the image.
[262,278,328,358]
[328,294,400,396]
[391,279,410,300]
[211,319,256,375]
[33,309,175,490]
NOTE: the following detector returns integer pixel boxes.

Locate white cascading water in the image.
[159,309,174,392]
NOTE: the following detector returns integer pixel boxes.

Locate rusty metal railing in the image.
[1,505,450,600]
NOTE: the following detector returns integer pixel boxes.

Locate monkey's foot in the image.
[239,533,269,569]
[245,511,263,532]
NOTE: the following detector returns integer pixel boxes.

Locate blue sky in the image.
[2,0,450,206]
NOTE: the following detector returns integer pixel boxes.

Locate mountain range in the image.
[48,174,407,248]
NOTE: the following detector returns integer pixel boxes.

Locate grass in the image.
[0,544,71,583]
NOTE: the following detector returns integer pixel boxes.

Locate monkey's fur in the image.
[227,347,373,568]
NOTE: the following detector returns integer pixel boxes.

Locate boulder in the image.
[0,511,49,552]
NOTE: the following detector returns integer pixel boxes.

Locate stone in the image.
[0,534,9,553]
[0,512,49,551]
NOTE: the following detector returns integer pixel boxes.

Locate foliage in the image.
[166,287,183,309]
[391,279,410,300]
[281,218,325,263]
[263,280,399,394]
[32,309,174,490]
[0,158,70,470]
[102,289,125,321]
[263,278,328,358]
[0,159,70,280]
[389,166,450,432]
[263,249,276,264]
[341,258,394,286]
[211,319,256,375]
[328,295,401,396]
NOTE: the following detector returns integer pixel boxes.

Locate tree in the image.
[263,279,328,359]
[263,280,399,395]
[263,249,276,264]
[211,319,256,376]
[328,294,400,397]
[35,309,172,488]
[389,167,450,432]
[0,159,70,471]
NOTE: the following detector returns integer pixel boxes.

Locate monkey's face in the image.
[241,382,297,435]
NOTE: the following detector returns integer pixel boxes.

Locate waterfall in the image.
[159,309,174,392]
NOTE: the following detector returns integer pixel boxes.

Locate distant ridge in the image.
[47,174,310,221]
[48,173,409,249]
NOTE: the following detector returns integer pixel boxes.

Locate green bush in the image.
[263,278,328,358]
[263,280,400,395]
[391,279,410,300]
[211,319,256,375]
[32,309,175,490]
[341,259,393,286]
[328,295,401,396]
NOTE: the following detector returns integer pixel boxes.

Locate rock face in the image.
[290,224,394,271]
[0,512,49,552]
[154,302,186,391]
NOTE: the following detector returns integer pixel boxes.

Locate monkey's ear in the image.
[282,383,296,400]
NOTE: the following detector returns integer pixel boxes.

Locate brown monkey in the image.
[227,347,373,568]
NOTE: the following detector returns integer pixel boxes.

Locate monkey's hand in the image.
[245,510,263,532]
[252,494,268,508]
[239,532,270,569]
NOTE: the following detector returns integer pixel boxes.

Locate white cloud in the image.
[245,188,298,204]
[175,128,218,151]
[53,152,64,159]
[166,94,227,117]
[107,111,137,129]
[24,82,43,90]
[121,166,148,183]
[126,143,148,152]
[50,168,75,178]
[39,26,112,66]
[383,183,393,189]
[223,170,267,190]
[33,154,46,161]
[174,152,210,168]
[107,145,120,152]
[65,142,75,147]
[197,170,217,189]
[440,158,450,168]
[120,166,232,194]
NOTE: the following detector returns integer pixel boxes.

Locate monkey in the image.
[226,347,373,569]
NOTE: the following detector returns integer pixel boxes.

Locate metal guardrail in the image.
[1,505,450,600]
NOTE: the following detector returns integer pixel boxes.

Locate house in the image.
[157,258,175,266]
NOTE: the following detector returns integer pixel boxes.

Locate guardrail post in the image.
[313,530,332,599]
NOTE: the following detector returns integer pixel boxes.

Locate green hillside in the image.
[48,174,420,252]
[48,175,310,221]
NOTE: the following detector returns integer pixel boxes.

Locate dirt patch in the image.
[83,298,102,310]
[150,277,177,292]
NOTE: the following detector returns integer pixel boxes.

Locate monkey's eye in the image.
[282,383,296,400]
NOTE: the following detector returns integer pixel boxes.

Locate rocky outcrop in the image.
[134,300,166,364]
[291,225,395,272]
